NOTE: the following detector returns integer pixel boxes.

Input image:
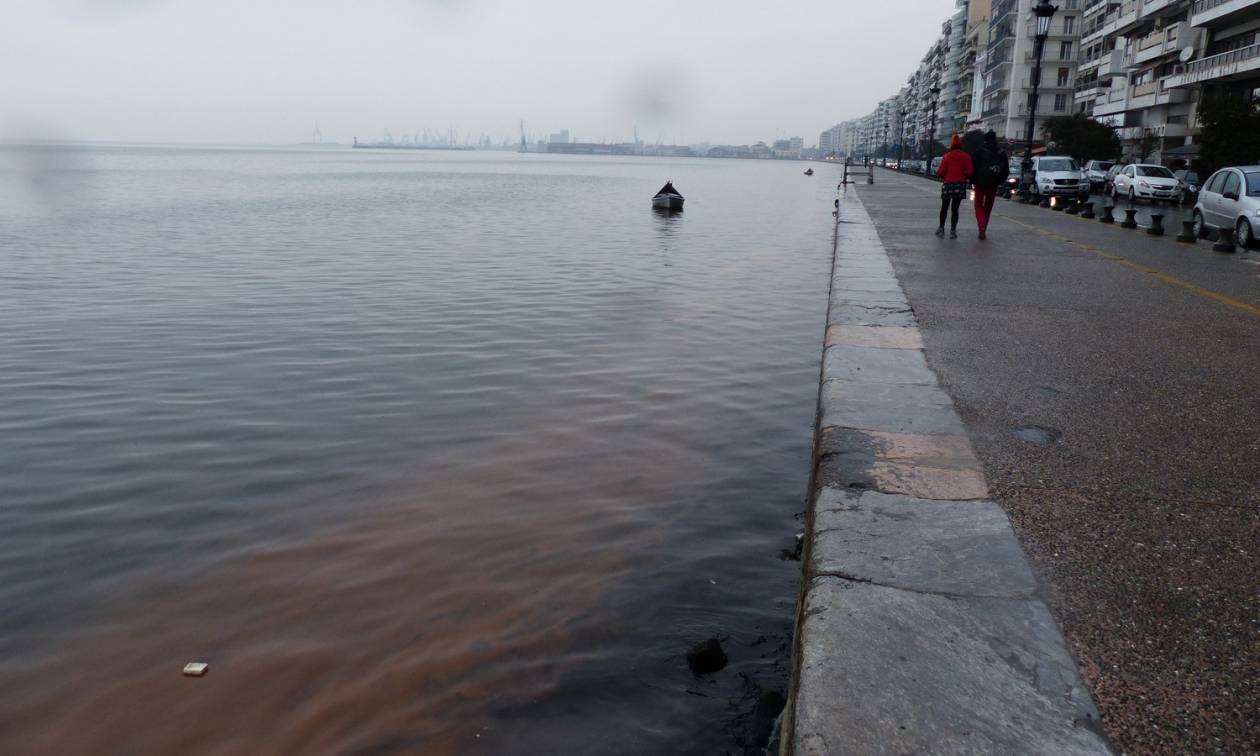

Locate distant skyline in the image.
[1,0,955,147]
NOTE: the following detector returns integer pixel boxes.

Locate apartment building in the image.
[1163,0,1260,153]
[979,0,1086,143]
[1075,0,1199,161]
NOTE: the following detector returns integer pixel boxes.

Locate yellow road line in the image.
[999,214,1260,319]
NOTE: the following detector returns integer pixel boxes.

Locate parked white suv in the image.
[1031,156,1090,202]
[1192,166,1260,248]
[1111,164,1180,204]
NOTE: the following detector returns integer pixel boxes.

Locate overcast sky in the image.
[0,0,951,147]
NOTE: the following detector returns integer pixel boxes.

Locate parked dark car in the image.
[1174,169,1201,206]
[1103,164,1125,195]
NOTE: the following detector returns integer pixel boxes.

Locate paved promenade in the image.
[821,168,1259,754]
[783,187,1110,755]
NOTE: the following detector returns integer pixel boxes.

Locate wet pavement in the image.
[857,169,1259,754]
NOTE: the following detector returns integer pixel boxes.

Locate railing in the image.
[1192,0,1238,15]
[1182,42,1260,76]
[1132,80,1159,96]
[1137,31,1163,51]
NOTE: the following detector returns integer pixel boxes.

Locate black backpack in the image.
[977,149,1007,185]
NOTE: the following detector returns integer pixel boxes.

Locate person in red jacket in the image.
[935,134,974,239]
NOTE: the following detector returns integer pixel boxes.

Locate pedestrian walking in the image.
[969,130,1009,240]
[936,134,973,239]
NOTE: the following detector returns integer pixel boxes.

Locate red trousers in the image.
[973,186,998,232]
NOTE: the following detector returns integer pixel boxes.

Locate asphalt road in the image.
[858,169,1259,755]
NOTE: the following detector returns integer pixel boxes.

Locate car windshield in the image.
[1136,166,1174,178]
[1248,173,1260,196]
[1180,171,1199,183]
[1092,162,1113,171]
[1039,158,1078,171]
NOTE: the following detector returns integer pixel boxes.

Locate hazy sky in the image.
[1,0,951,146]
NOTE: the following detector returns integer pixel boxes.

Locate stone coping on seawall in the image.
[779,187,1112,755]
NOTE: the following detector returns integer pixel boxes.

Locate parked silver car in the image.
[1084,160,1115,191]
[1192,166,1260,248]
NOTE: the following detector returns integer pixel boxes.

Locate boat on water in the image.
[804,168,814,175]
[652,181,684,210]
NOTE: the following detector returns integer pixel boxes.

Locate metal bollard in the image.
[1146,214,1164,236]
[1080,202,1096,219]
[1121,208,1138,229]
[1039,196,1052,208]
[1053,198,1068,211]
[1066,200,1082,215]
[1176,220,1196,243]
[1212,228,1236,253]
[1099,204,1115,223]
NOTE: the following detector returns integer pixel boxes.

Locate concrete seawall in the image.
[779,185,1112,754]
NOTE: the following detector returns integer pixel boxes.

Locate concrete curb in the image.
[779,187,1111,755]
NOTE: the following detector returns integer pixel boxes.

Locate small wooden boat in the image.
[652,181,684,210]
[804,168,814,175]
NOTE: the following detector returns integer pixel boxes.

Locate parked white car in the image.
[1192,166,1260,248]
[1111,164,1180,204]
[1031,156,1090,202]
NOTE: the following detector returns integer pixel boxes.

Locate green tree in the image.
[1040,113,1121,163]
[1134,129,1159,162]
[916,139,948,159]
[1196,91,1260,174]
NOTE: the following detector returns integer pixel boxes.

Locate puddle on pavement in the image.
[1013,425,1062,445]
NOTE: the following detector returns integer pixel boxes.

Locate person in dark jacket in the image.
[969,131,1009,240]
[935,134,974,239]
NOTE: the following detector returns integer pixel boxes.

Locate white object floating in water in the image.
[183,662,209,677]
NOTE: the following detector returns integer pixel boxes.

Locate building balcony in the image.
[1164,41,1260,87]
[1098,48,1137,77]
[1134,21,1191,64]
[1114,0,1144,35]
[1079,54,1105,72]
[1084,0,1120,18]
[1191,0,1260,27]
[1139,0,1183,17]
[1074,84,1107,101]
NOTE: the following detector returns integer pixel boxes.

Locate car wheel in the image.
[1110,185,1118,200]
[1193,210,1207,240]
[1128,188,1136,204]
[1238,218,1256,249]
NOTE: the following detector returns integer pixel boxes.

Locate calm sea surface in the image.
[0,145,835,755]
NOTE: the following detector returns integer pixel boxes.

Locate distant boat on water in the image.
[804,168,814,175]
[652,181,684,210]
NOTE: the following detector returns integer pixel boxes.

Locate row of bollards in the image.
[1016,191,1240,253]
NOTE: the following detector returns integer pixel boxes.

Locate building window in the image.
[1057,67,1070,86]
[1063,16,1075,34]
[1059,41,1073,60]
[1054,94,1068,111]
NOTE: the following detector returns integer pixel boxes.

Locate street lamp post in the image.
[1021,0,1058,199]
[927,85,942,171]
[897,110,907,171]
[883,123,889,167]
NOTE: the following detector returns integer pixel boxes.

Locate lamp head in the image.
[1034,0,1057,39]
